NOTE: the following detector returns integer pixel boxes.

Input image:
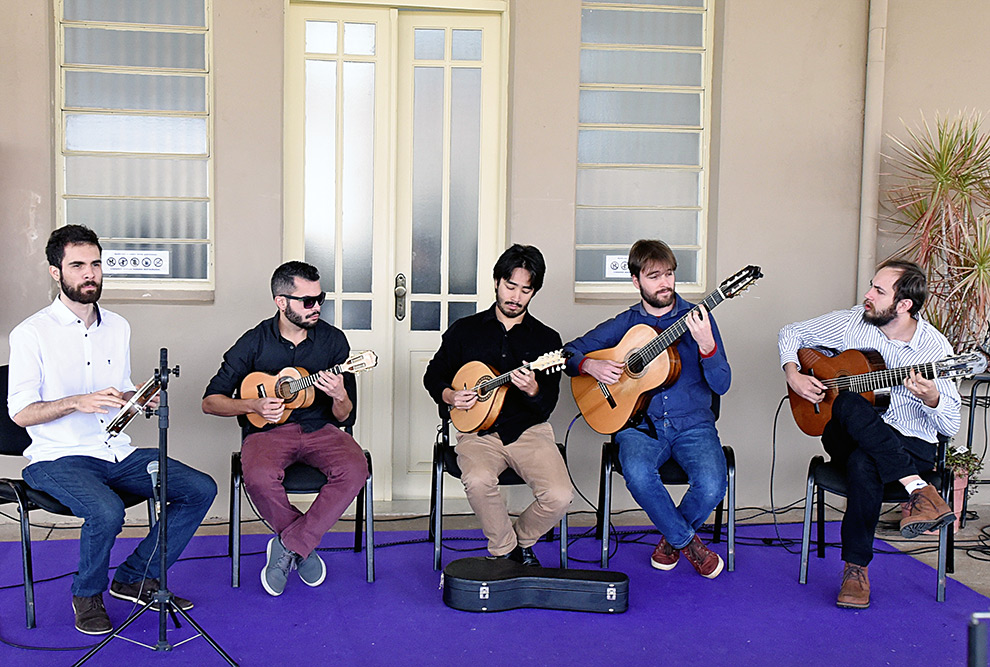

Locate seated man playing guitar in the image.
[202,261,368,596]
[778,259,960,609]
[423,244,573,567]
[564,239,731,579]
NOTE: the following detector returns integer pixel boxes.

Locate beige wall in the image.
[2,0,987,521]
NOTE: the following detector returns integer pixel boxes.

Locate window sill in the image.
[100,283,215,304]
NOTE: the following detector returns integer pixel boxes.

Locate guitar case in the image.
[441,557,628,613]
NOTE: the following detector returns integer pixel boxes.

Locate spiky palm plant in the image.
[884,113,990,352]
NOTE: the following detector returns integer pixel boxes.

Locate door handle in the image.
[394,273,407,321]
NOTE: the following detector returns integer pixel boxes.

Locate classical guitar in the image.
[239,350,378,428]
[450,349,571,433]
[571,265,763,434]
[788,348,987,436]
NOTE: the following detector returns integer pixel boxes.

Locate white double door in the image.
[284,3,505,499]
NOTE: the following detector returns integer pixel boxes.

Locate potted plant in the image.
[882,112,990,354]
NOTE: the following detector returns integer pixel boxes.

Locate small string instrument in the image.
[450,349,571,433]
[239,350,378,428]
[106,377,161,437]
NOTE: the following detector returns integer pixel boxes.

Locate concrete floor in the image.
[1,500,988,597]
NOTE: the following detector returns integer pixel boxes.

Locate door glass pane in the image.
[306,21,338,54]
[414,29,444,60]
[342,300,372,330]
[411,301,441,331]
[451,30,482,60]
[448,68,481,295]
[64,28,205,69]
[343,22,376,56]
[341,62,375,293]
[319,300,336,327]
[448,301,476,326]
[411,66,444,294]
[304,59,337,292]
[65,71,207,112]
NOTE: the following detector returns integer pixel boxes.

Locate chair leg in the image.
[816,486,825,559]
[354,484,365,553]
[559,511,568,569]
[600,445,613,569]
[726,449,736,572]
[16,495,35,629]
[712,500,724,544]
[433,455,444,571]
[364,451,375,583]
[937,518,948,602]
[800,471,816,585]
[230,459,242,589]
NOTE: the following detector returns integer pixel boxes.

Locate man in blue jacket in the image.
[564,240,730,578]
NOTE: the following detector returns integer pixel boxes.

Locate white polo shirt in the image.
[8,297,137,463]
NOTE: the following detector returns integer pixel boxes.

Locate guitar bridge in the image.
[598,382,617,409]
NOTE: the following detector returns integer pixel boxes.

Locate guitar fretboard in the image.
[821,362,936,394]
[475,363,532,396]
[278,363,346,398]
[626,289,725,373]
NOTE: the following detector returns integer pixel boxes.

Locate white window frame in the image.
[54,0,215,301]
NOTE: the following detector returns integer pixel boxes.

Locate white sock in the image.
[905,480,928,494]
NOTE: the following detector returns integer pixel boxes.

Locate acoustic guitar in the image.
[788,347,987,436]
[239,350,378,428]
[449,349,571,433]
[571,265,763,434]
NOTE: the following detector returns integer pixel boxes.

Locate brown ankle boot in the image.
[900,484,955,538]
[837,562,870,609]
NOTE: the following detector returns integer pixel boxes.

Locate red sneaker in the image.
[680,534,724,579]
[651,536,679,570]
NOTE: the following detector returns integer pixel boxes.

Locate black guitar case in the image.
[441,557,628,613]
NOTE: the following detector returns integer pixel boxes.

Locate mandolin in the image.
[239,350,378,428]
[571,265,762,434]
[449,349,571,433]
[788,347,987,436]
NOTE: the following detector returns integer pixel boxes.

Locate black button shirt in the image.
[204,313,357,436]
[423,304,562,445]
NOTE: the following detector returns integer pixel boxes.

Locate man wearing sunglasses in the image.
[202,261,368,596]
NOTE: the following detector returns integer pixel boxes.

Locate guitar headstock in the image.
[530,349,572,374]
[936,352,988,379]
[720,265,763,299]
[342,350,379,374]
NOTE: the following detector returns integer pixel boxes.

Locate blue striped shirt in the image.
[778,305,960,442]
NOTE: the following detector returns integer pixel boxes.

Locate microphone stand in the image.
[76,349,237,665]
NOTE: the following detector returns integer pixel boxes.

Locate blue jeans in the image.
[23,449,216,598]
[616,419,726,549]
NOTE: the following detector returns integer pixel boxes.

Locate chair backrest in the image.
[0,365,33,457]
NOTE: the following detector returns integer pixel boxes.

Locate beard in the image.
[496,296,527,319]
[60,275,102,304]
[862,301,897,326]
[641,286,675,310]
[285,304,319,329]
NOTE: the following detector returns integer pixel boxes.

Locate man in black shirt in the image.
[423,245,572,566]
[202,261,368,596]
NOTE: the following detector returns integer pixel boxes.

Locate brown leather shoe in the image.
[680,534,723,579]
[900,484,955,538]
[837,562,870,609]
[651,536,679,571]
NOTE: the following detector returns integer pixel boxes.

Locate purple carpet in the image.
[0,522,986,666]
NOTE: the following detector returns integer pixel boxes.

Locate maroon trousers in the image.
[241,423,368,557]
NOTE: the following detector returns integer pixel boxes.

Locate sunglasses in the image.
[280,292,326,309]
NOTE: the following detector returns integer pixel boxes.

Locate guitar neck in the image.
[636,289,725,366]
[476,362,531,394]
[824,361,937,393]
[286,364,345,394]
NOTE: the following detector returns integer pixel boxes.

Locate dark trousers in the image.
[822,392,936,566]
[241,423,367,558]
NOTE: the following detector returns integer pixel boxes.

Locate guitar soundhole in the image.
[476,375,494,401]
[626,352,645,376]
[276,379,294,400]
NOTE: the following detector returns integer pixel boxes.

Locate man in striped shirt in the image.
[778,260,959,609]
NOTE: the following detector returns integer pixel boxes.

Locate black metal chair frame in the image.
[799,434,954,601]
[0,364,155,629]
[227,425,374,586]
[428,415,569,571]
[594,394,736,571]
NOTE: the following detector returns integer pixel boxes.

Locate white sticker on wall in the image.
[102,250,170,276]
[604,254,629,279]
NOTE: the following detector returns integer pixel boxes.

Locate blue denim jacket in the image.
[564,295,730,433]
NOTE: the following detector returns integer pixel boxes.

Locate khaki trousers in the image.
[454,422,573,556]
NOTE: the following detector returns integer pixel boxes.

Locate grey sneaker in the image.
[262,536,297,596]
[296,549,326,587]
[72,594,112,635]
